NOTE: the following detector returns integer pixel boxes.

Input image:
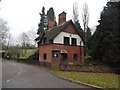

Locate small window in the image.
[43,38,47,44]
[52,51,59,58]
[74,54,78,61]
[44,53,47,60]
[64,37,70,45]
[71,38,77,46]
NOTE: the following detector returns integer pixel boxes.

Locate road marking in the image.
[6,64,22,83]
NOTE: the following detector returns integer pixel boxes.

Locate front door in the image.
[61,53,68,62]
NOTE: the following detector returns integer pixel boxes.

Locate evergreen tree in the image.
[86,27,91,54]
[47,7,55,21]
[91,2,119,66]
[37,6,47,34]
[47,7,57,27]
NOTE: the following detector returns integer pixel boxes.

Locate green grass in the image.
[53,70,119,89]
[19,49,35,59]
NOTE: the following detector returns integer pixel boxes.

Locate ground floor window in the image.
[43,53,47,60]
[52,50,59,58]
[74,54,78,61]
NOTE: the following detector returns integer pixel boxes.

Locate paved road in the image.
[2,60,98,89]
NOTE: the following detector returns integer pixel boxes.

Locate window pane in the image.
[64,37,70,45]
[44,53,47,60]
[52,51,59,58]
[72,38,77,46]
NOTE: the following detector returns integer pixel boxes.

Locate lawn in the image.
[53,70,119,89]
[19,49,35,59]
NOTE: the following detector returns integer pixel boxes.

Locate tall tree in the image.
[47,7,55,21]
[37,6,47,34]
[0,18,9,49]
[72,2,79,23]
[82,2,89,33]
[47,7,57,27]
[17,32,30,56]
[86,27,91,54]
[82,2,90,55]
[91,2,119,66]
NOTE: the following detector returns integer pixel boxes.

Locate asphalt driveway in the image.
[2,60,99,89]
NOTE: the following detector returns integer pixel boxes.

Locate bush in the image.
[84,55,93,65]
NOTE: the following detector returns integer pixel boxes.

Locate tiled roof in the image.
[35,20,85,43]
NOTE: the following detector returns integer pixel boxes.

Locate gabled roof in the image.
[35,20,85,43]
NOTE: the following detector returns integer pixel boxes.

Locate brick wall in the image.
[39,44,84,67]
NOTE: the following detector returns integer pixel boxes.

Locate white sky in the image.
[0,0,108,38]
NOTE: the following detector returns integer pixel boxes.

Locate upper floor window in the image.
[64,37,70,45]
[71,38,77,46]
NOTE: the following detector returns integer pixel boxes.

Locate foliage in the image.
[37,6,47,34]
[53,70,119,89]
[47,7,57,27]
[86,27,92,54]
[47,7,55,21]
[82,2,89,33]
[19,49,34,59]
[4,48,34,60]
[0,18,9,47]
[82,3,91,56]
[72,2,79,23]
[90,2,120,67]
[37,7,57,34]
[84,55,93,65]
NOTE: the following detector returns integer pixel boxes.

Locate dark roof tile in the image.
[35,20,85,43]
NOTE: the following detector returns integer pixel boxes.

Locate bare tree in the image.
[17,32,30,56]
[82,2,89,56]
[0,18,9,49]
[26,29,36,47]
[72,2,79,23]
[82,2,89,33]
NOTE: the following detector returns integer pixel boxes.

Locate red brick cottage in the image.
[35,12,84,68]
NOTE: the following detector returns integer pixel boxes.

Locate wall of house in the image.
[39,44,84,67]
[53,32,84,46]
[52,44,84,62]
[39,45,52,67]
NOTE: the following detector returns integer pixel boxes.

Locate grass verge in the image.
[52,70,119,89]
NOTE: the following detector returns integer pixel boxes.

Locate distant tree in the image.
[82,2,89,33]
[91,2,119,66]
[72,2,79,23]
[72,1,83,38]
[26,29,36,48]
[17,32,30,56]
[37,6,47,34]
[0,18,9,49]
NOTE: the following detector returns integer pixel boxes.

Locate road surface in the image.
[2,60,98,89]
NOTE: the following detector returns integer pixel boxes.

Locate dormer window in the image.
[71,38,77,46]
[64,37,70,45]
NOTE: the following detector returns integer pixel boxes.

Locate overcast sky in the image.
[0,0,108,38]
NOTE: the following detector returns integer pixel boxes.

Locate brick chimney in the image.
[58,11,66,25]
[48,20,54,29]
